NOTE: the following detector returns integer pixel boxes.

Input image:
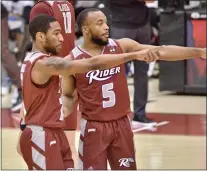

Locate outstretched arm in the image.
[117,38,206,61]
[33,49,158,76]
[155,45,205,61]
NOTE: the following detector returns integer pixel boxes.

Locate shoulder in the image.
[24,52,48,63]
[107,38,125,53]
[70,46,84,60]
[116,38,132,46]
[116,38,141,53]
[107,38,119,46]
[32,1,52,10]
[30,1,53,20]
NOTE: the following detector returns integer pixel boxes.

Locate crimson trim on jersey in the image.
[112,39,124,53]
[77,45,106,57]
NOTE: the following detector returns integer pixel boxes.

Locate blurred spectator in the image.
[1,1,22,112]
[184,1,201,9]
[14,1,34,62]
[104,0,157,126]
[1,1,34,112]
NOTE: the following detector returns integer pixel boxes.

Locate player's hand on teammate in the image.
[200,48,206,59]
[136,48,160,63]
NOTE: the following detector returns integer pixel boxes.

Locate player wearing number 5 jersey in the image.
[19,14,161,170]
[29,0,78,166]
[73,8,206,170]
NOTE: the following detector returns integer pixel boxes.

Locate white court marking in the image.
[133,121,170,133]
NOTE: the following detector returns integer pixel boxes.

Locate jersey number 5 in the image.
[102,83,116,108]
[62,12,71,33]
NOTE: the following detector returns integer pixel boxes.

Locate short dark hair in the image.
[29,14,57,41]
[76,8,101,30]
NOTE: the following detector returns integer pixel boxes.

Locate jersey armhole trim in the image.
[113,39,124,53]
[26,55,53,90]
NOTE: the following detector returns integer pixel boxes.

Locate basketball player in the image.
[29,0,78,166]
[19,14,160,170]
[72,8,206,170]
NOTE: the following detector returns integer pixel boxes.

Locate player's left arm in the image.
[117,38,206,61]
[61,75,76,118]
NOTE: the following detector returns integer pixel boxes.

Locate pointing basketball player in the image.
[72,8,206,170]
[18,14,160,170]
[29,0,78,166]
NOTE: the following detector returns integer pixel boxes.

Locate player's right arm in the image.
[117,38,206,61]
[33,50,159,77]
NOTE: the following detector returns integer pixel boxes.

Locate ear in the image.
[36,32,46,42]
[82,26,89,35]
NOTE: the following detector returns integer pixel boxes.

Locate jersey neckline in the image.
[77,45,105,57]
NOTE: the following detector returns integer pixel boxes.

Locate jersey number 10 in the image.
[62,12,72,33]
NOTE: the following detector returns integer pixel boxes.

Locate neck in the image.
[81,36,103,51]
[32,42,49,55]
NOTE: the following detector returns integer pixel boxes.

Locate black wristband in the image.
[20,123,27,131]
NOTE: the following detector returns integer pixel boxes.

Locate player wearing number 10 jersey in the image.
[30,0,75,57]
[29,0,78,167]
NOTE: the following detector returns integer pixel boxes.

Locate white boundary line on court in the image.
[132,121,170,133]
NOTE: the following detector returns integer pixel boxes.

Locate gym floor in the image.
[1,78,206,169]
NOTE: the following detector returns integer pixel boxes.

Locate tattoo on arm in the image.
[45,58,69,70]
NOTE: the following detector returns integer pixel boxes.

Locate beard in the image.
[91,35,108,46]
[44,39,58,55]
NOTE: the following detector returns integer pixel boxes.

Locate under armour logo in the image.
[110,48,115,53]
[50,140,56,146]
[88,128,96,133]
[119,158,134,167]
